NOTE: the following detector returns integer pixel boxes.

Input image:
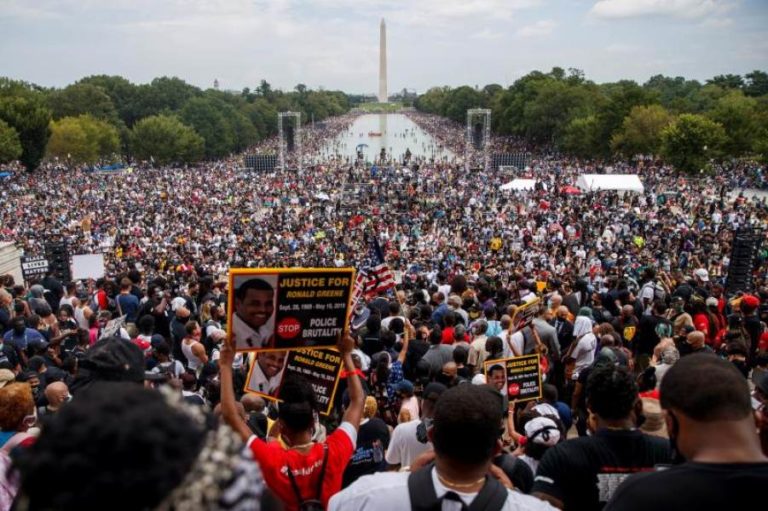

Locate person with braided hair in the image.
[12,382,267,511]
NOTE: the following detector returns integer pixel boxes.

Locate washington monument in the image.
[378,18,387,103]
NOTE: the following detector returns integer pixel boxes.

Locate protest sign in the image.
[484,354,543,402]
[512,298,542,331]
[228,268,355,352]
[100,315,126,340]
[244,348,343,415]
[21,255,49,282]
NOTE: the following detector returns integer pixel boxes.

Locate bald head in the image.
[549,294,562,308]
[442,361,458,379]
[622,305,634,317]
[214,401,246,421]
[557,306,570,320]
[241,393,266,413]
[687,330,706,349]
[45,381,69,409]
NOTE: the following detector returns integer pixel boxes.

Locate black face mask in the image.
[667,412,686,465]
[13,324,25,335]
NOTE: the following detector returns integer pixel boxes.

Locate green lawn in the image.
[356,102,404,113]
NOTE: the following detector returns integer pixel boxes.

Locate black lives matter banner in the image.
[484,354,542,402]
[244,348,343,415]
[21,256,49,282]
[228,268,355,352]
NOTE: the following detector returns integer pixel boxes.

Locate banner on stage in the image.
[484,354,543,402]
[244,348,343,415]
[228,268,355,352]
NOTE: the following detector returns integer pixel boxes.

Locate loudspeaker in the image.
[286,126,295,153]
[725,228,763,295]
[473,122,484,150]
[44,242,71,282]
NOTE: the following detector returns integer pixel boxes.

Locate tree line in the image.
[0,77,350,169]
[415,68,768,172]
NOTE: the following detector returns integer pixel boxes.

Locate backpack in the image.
[285,444,328,511]
[407,463,508,511]
[642,281,666,304]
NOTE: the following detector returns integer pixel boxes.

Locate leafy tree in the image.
[0,93,52,170]
[560,115,601,159]
[707,90,760,156]
[130,114,203,165]
[611,104,672,157]
[594,80,658,155]
[661,114,726,173]
[46,115,120,164]
[643,75,702,113]
[133,77,201,121]
[442,86,486,123]
[706,74,744,90]
[77,75,140,126]
[47,83,118,122]
[522,80,595,143]
[414,87,450,115]
[180,96,236,158]
[743,70,768,97]
[0,119,22,163]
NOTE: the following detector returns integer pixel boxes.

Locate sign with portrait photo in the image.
[244,348,343,415]
[228,268,355,352]
[484,354,543,402]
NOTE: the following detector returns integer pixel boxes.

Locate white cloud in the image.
[590,0,734,20]
[516,19,557,38]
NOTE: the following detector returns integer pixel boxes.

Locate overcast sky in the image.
[1,0,766,94]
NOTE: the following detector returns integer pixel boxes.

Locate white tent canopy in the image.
[575,174,644,193]
[500,179,537,191]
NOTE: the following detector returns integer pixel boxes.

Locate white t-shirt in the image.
[328,467,555,511]
[501,331,525,359]
[385,419,432,468]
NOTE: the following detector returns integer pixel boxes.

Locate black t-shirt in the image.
[635,315,672,356]
[0,343,19,369]
[604,461,768,511]
[0,308,10,336]
[342,417,390,488]
[533,429,671,510]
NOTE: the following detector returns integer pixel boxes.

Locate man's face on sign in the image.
[490,368,506,391]
[258,351,286,378]
[236,288,274,329]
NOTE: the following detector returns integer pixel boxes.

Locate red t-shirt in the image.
[441,327,455,344]
[248,423,356,511]
[693,313,711,344]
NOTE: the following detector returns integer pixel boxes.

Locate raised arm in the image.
[219,341,253,443]
[340,333,364,431]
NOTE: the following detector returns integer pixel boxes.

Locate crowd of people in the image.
[1,109,767,510]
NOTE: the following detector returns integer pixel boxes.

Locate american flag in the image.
[351,236,396,307]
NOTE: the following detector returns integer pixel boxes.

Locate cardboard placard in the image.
[512,298,542,331]
[484,354,543,402]
[71,253,106,280]
[100,315,126,340]
[244,348,343,415]
[21,256,49,282]
[228,268,355,352]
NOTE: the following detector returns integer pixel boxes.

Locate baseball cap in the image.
[395,379,414,395]
[705,297,719,307]
[693,268,709,282]
[742,294,760,309]
[171,297,187,312]
[524,416,561,446]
